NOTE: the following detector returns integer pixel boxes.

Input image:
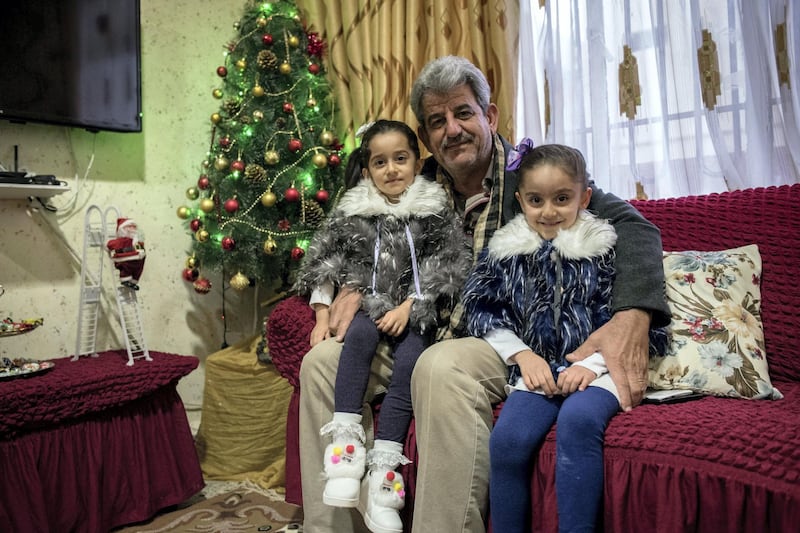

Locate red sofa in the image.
[268,184,800,532]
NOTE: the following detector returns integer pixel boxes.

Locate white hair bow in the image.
[355,121,375,139]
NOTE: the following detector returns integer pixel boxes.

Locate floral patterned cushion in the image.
[648,245,783,400]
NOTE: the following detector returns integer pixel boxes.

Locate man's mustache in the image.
[441,133,473,150]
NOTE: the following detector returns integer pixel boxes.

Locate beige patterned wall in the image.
[0,1,252,420]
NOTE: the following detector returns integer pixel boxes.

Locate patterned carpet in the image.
[114,481,303,532]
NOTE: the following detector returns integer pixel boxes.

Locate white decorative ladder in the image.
[73,205,151,366]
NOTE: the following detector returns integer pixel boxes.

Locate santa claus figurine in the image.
[106,218,146,290]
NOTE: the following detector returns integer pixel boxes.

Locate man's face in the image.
[417,84,498,180]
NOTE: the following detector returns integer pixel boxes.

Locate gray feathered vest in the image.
[294,177,472,334]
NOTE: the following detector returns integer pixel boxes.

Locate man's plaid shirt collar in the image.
[434,134,508,338]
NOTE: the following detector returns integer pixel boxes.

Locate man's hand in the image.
[328,287,362,341]
[566,309,651,411]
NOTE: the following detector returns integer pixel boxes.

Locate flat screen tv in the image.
[0,0,142,133]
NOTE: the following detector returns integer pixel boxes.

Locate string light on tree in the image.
[177,0,346,294]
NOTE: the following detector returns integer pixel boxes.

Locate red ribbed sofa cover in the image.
[268,184,800,532]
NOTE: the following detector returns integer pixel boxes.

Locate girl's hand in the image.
[375,299,413,337]
[557,365,596,395]
[310,304,331,346]
[310,322,330,346]
[514,350,558,396]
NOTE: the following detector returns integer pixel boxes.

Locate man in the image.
[299,56,670,532]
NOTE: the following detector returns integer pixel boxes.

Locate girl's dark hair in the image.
[343,119,421,189]
[517,144,590,188]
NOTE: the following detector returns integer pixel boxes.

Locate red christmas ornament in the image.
[262,34,273,46]
[216,66,228,77]
[291,246,305,261]
[284,187,301,202]
[197,175,210,190]
[221,236,236,250]
[230,159,245,172]
[193,277,212,294]
[189,218,202,232]
[328,154,341,167]
[223,198,239,213]
[306,32,326,57]
[283,102,294,114]
[278,218,291,231]
[288,138,302,152]
[219,136,231,148]
[315,189,330,203]
[182,267,199,282]
[308,63,320,75]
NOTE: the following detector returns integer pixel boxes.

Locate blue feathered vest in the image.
[462,212,667,384]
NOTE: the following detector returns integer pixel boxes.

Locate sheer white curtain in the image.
[516,0,800,200]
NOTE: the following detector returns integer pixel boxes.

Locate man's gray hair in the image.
[410,56,491,127]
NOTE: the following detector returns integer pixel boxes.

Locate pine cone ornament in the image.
[257,50,278,69]
[304,199,325,227]
[244,163,267,182]
[223,99,241,116]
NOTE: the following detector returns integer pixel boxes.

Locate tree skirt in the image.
[113,482,303,532]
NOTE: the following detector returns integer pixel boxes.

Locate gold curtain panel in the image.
[697,29,722,111]
[618,45,641,120]
[296,0,519,150]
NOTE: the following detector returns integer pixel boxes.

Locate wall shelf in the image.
[0,183,70,199]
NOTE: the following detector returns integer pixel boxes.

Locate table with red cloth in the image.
[0,350,204,533]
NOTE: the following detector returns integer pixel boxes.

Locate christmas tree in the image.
[177,0,346,294]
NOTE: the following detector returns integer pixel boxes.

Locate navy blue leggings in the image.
[334,311,429,443]
[489,386,619,533]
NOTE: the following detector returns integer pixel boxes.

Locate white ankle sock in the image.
[372,439,403,454]
[332,412,363,425]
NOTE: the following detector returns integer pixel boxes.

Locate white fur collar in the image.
[487,211,617,260]
[336,176,448,218]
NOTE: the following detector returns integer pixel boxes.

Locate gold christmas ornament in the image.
[230,272,250,290]
[186,256,198,269]
[211,112,221,124]
[214,156,230,171]
[199,198,215,213]
[264,149,280,165]
[252,84,265,97]
[312,152,328,169]
[185,187,199,200]
[212,88,223,99]
[261,191,277,207]
[306,97,317,108]
[176,206,190,219]
[320,129,334,146]
[263,237,278,254]
[279,61,292,74]
[235,58,247,70]
[196,229,210,242]
[288,35,300,47]
[252,110,264,121]
[256,16,268,27]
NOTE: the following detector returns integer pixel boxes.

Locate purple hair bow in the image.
[506,137,536,171]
